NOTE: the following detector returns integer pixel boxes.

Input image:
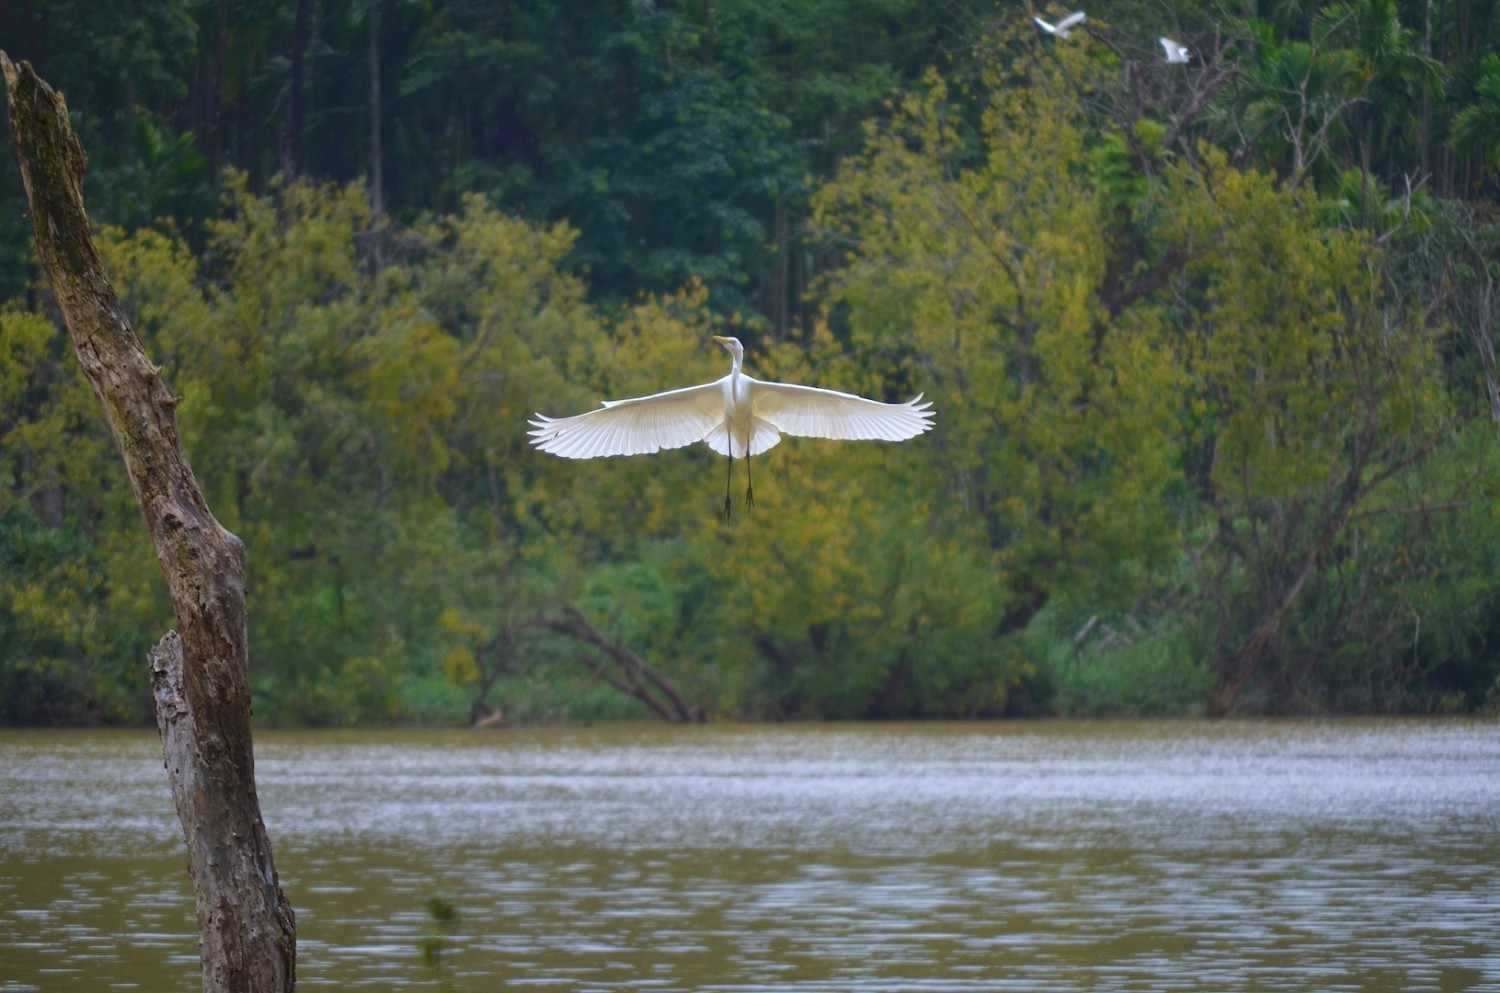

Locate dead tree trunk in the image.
[2,55,296,993]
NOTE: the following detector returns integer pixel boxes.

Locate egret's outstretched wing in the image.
[1033,16,1057,33]
[529,380,724,458]
[1056,10,1086,31]
[749,379,934,442]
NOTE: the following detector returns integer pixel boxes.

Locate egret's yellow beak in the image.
[711,336,733,346]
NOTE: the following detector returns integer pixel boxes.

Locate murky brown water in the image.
[1,721,1498,991]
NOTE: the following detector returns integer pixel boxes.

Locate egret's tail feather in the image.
[703,418,783,458]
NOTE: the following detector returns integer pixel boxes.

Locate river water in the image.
[1,721,1497,991]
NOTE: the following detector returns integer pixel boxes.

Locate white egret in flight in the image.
[1033,11,1086,38]
[529,336,934,517]
[1160,37,1191,63]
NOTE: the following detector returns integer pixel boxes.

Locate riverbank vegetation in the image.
[4,0,1500,724]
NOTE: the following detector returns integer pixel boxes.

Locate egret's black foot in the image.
[746,483,755,509]
[722,494,733,521]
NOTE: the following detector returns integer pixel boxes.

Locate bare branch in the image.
[545,606,703,723]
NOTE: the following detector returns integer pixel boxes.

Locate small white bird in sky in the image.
[1034,11,1086,38]
[1160,37,1191,63]
[529,336,934,517]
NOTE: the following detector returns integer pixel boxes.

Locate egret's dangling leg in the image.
[745,448,755,508]
[722,450,734,521]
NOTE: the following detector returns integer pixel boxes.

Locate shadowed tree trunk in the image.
[368,0,385,270]
[282,0,311,177]
[205,0,230,175]
[2,54,296,993]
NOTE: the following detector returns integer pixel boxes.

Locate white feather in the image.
[748,380,935,443]
[528,380,724,459]
[1160,37,1190,63]
[1056,10,1086,31]
[704,418,783,459]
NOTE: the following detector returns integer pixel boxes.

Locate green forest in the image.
[3,0,1500,726]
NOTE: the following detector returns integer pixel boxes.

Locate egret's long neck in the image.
[729,351,742,377]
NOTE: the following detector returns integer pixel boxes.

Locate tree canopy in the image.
[3,0,1500,724]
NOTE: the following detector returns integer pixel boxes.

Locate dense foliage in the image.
[3,0,1500,724]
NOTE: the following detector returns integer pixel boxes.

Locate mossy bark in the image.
[2,54,295,993]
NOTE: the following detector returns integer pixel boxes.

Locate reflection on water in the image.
[1,721,1498,991]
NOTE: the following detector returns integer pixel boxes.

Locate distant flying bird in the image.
[1160,37,1191,63]
[1034,11,1086,38]
[529,336,935,517]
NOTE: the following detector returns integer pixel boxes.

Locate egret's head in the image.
[712,335,744,362]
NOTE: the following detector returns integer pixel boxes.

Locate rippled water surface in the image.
[2,721,1498,991]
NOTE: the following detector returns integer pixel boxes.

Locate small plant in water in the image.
[418,896,461,970]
